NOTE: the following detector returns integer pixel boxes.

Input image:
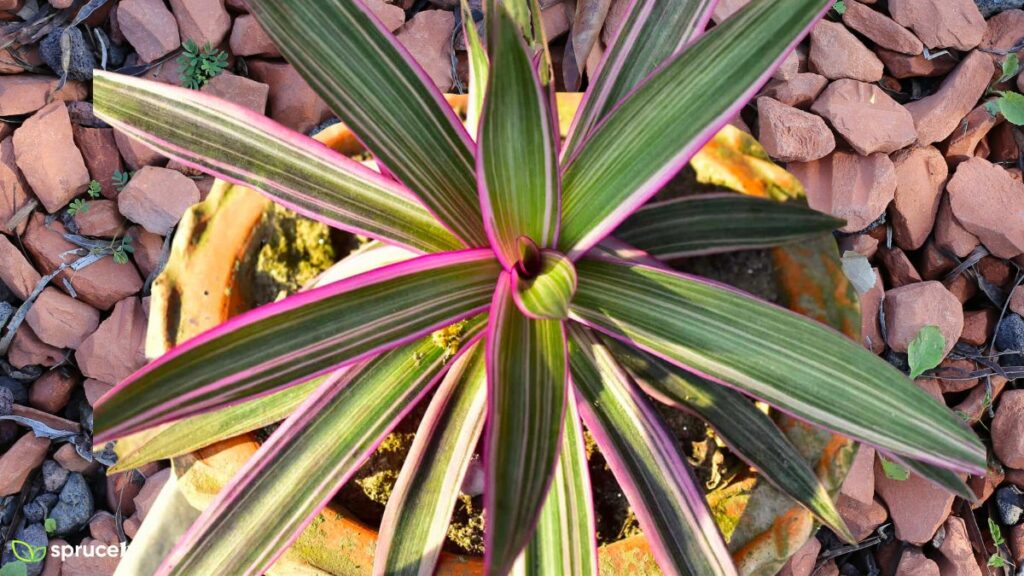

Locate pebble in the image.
[118,166,200,235]
[896,548,939,576]
[168,0,232,47]
[843,0,923,55]
[808,20,884,82]
[874,458,958,544]
[811,79,916,155]
[0,75,87,117]
[246,60,332,134]
[756,96,835,162]
[75,297,149,386]
[889,0,987,50]
[8,325,64,369]
[789,150,896,232]
[50,472,94,537]
[993,388,1024,468]
[0,136,31,236]
[71,126,124,200]
[935,516,984,576]
[28,369,79,414]
[396,10,456,90]
[22,213,143,311]
[946,158,1024,258]
[25,287,100,350]
[760,73,828,109]
[890,146,947,251]
[996,485,1024,525]
[12,102,90,213]
[883,281,964,356]
[0,432,50,496]
[200,72,270,114]
[229,14,281,57]
[40,27,96,81]
[118,0,181,62]
[0,377,28,405]
[904,51,995,145]
[42,459,69,493]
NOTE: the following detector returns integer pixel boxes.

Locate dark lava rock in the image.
[997,485,1024,526]
[2,523,47,576]
[883,349,911,373]
[0,387,12,417]
[995,313,1024,368]
[41,460,68,493]
[40,27,96,82]
[976,0,1024,16]
[0,301,13,328]
[0,378,27,405]
[50,473,93,537]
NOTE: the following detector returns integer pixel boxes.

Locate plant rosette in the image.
[92,1,984,575]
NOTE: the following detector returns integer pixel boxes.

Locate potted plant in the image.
[92,0,984,575]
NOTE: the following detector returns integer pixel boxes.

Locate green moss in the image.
[249,203,338,306]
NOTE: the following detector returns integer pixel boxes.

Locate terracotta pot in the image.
[148,95,858,575]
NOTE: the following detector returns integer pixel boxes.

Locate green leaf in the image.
[513,250,578,320]
[94,251,500,443]
[908,325,945,379]
[567,325,735,576]
[0,563,27,576]
[879,456,910,481]
[569,257,986,474]
[374,343,487,576]
[613,194,844,259]
[517,394,598,576]
[244,0,487,247]
[989,555,1008,568]
[44,517,56,534]
[562,0,716,158]
[1001,53,1020,83]
[93,72,462,254]
[109,375,324,472]
[461,0,488,136]
[485,272,567,575]
[989,517,1005,546]
[609,340,854,543]
[998,91,1024,125]
[157,324,485,576]
[479,4,560,266]
[559,0,828,257]
[833,1,846,15]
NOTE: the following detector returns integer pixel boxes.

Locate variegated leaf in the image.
[609,340,853,542]
[461,0,488,137]
[245,0,487,246]
[568,324,736,576]
[92,72,461,254]
[516,393,597,576]
[563,0,716,158]
[486,271,568,575]
[512,250,578,320]
[559,0,831,258]
[570,257,986,474]
[156,321,485,576]
[479,4,561,266]
[374,343,487,576]
[94,251,500,443]
[613,194,843,259]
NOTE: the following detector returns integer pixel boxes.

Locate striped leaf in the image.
[613,194,844,259]
[92,72,461,254]
[562,0,716,159]
[570,257,987,474]
[245,0,486,247]
[567,324,736,576]
[109,375,325,473]
[512,250,578,320]
[94,251,500,443]
[516,393,597,576]
[609,341,853,542]
[486,271,568,575]
[559,0,830,258]
[461,0,488,137]
[479,4,561,266]
[156,322,485,576]
[374,343,487,576]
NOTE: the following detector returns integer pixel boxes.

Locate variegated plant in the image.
[91,0,985,574]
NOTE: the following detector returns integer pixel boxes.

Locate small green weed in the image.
[179,39,229,89]
[67,198,89,216]
[908,325,945,379]
[879,456,910,481]
[113,170,132,192]
[44,518,56,535]
[87,180,102,199]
